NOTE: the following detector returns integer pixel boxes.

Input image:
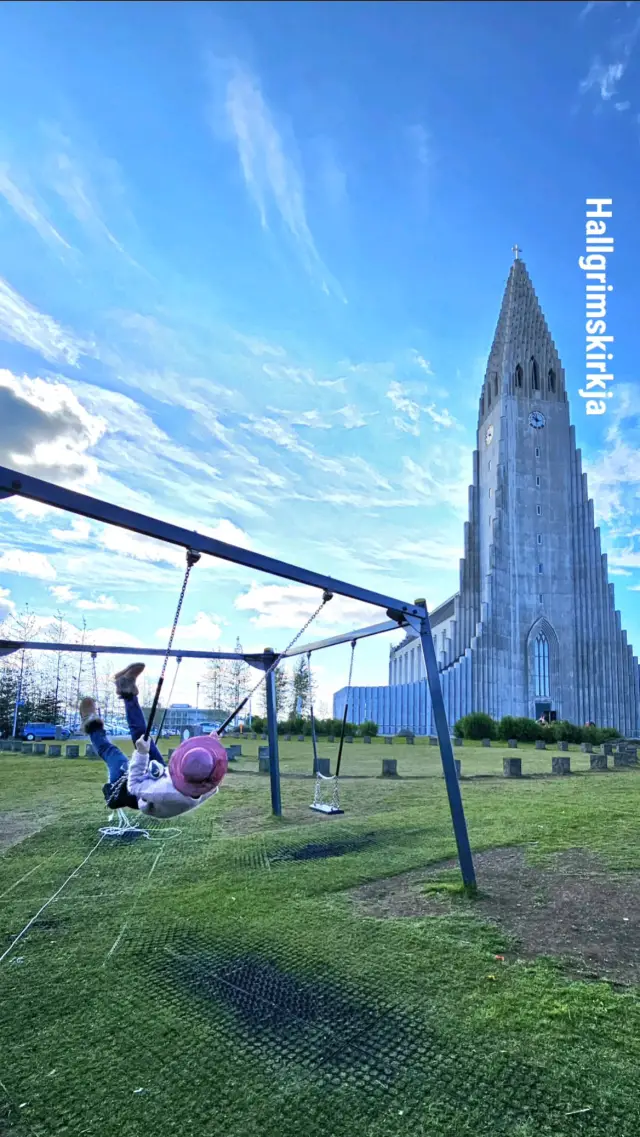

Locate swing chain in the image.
[144,549,200,741]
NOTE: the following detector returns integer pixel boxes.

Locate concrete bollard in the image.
[406,736,414,745]
[314,757,331,777]
[48,744,62,757]
[602,741,614,756]
[33,743,46,755]
[258,748,270,774]
[381,758,398,777]
[250,733,258,740]
[297,735,305,742]
[345,736,353,743]
[590,753,608,771]
[384,737,393,745]
[507,739,518,748]
[21,743,33,755]
[453,736,463,747]
[85,744,98,759]
[614,753,630,769]
[580,742,593,753]
[284,734,291,742]
[535,740,546,750]
[429,736,438,746]
[482,739,492,747]
[503,757,522,778]
[363,735,372,744]
[552,755,571,776]
[557,741,569,751]
[227,744,241,761]
[11,740,23,753]
[65,744,80,758]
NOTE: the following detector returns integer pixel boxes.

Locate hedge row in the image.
[453,711,621,745]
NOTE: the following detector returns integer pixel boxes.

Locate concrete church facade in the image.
[334,256,640,736]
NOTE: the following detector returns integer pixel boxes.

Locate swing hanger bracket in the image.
[186,548,202,568]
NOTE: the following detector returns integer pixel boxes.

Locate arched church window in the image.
[493,372,499,396]
[534,633,550,698]
[548,368,556,393]
[530,357,540,390]
[515,364,523,388]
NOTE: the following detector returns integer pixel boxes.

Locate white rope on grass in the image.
[0,836,106,967]
[98,809,181,842]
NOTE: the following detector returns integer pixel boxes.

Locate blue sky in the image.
[0,0,639,714]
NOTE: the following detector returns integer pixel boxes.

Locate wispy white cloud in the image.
[0,165,71,252]
[76,593,139,612]
[211,57,344,300]
[49,584,78,603]
[155,610,223,645]
[234,580,387,631]
[0,549,57,579]
[0,280,89,365]
[580,58,626,99]
[0,586,15,622]
[406,123,430,168]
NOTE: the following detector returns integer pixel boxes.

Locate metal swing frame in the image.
[0,464,476,889]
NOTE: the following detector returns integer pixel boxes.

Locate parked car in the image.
[21,723,71,742]
[200,722,223,735]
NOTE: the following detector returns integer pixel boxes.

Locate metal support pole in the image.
[407,599,476,892]
[263,649,282,817]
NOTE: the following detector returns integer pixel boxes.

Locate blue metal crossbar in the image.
[0,640,268,664]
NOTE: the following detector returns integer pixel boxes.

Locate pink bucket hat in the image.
[169,734,228,798]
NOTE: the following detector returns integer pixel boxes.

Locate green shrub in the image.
[358,720,379,737]
[456,713,497,741]
[497,716,538,742]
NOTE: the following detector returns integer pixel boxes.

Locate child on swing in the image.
[79,663,227,818]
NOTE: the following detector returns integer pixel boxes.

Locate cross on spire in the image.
[512,244,521,260]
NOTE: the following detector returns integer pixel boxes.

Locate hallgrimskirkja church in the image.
[334,255,640,736]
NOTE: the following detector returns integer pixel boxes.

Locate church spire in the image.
[478,256,565,425]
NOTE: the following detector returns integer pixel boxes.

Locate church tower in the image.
[372,252,640,736]
[461,251,639,731]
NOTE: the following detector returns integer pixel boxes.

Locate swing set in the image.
[0,463,477,890]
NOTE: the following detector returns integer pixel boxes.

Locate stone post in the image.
[552,755,571,776]
[314,757,331,777]
[453,736,463,747]
[363,735,371,744]
[429,736,438,746]
[328,735,335,743]
[503,757,522,777]
[580,742,592,753]
[65,744,80,758]
[85,744,98,759]
[381,758,398,777]
[21,743,33,755]
[33,743,46,755]
[590,753,607,771]
[258,746,270,774]
[48,744,62,757]
[557,741,569,751]
[345,736,354,743]
[297,735,305,742]
[507,739,518,748]
[227,744,241,761]
[535,740,546,750]
[406,736,414,745]
[482,738,491,747]
[602,741,614,756]
[384,737,393,745]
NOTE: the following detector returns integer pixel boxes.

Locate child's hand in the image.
[135,736,151,757]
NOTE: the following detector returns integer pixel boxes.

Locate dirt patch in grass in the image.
[350,846,640,986]
[0,810,54,853]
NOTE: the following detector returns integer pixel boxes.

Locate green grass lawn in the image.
[2,739,640,1136]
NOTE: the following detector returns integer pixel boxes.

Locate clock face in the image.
[485,425,494,445]
[529,411,546,429]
